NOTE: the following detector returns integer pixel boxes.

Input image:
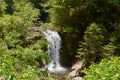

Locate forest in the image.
[0,0,120,80]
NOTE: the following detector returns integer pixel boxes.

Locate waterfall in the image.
[43,29,66,72]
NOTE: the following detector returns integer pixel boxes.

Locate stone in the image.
[73,77,82,80]
[68,59,85,79]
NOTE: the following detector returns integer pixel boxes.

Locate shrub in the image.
[83,57,120,80]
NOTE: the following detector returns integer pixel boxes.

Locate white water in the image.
[43,30,66,73]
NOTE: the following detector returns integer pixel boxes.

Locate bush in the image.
[83,57,120,80]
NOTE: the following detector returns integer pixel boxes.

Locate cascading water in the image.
[43,29,66,73]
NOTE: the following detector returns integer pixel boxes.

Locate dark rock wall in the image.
[59,32,82,67]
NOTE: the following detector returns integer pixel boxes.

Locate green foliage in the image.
[0,44,50,79]
[83,57,120,80]
[77,23,119,67]
[105,24,120,55]
[0,0,54,79]
[77,23,104,64]
[102,39,117,57]
[83,23,104,48]
[19,67,40,80]
[45,0,71,26]
[0,51,15,79]
[0,0,7,16]
[0,0,40,47]
[46,0,120,29]
[13,0,40,22]
[62,27,78,33]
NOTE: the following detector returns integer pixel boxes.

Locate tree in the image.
[77,23,104,66]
